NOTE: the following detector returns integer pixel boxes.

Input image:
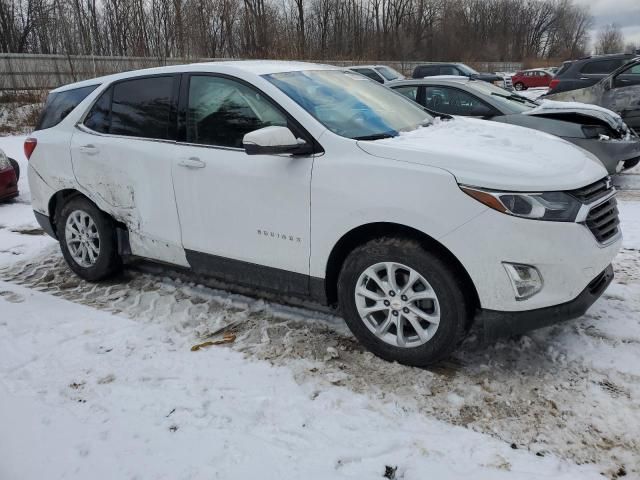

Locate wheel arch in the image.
[322,222,480,313]
[47,189,129,254]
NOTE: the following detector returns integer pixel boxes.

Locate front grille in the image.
[569,177,611,204]
[586,196,620,244]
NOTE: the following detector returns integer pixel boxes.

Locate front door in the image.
[171,74,315,295]
[604,63,640,130]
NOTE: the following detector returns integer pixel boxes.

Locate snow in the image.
[0,135,56,265]
[1,134,640,479]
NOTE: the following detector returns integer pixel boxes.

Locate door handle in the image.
[178,157,206,169]
[79,144,99,155]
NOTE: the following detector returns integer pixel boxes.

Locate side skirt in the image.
[185,250,328,305]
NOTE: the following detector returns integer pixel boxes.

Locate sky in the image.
[574,0,640,49]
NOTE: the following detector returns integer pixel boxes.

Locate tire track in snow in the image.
[1,247,639,479]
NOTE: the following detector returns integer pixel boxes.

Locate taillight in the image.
[548,78,560,91]
[24,137,37,160]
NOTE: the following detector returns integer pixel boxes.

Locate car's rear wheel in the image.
[337,238,470,366]
[57,196,122,281]
[514,82,525,91]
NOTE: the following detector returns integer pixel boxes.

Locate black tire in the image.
[8,158,19,181]
[56,196,122,281]
[337,237,470,367]
[514,82,525,91]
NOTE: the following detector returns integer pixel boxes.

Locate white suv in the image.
[27,61,621,366]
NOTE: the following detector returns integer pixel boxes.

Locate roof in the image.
[387,76,470,87]
[51,60,340,93]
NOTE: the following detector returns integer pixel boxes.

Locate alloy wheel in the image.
[354,262,440,348]
[65,210,100,268]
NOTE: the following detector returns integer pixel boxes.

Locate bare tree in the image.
[595,23,624,55]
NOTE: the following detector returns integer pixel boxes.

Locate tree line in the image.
[0,0,596,62]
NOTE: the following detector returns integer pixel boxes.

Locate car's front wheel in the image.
[57,196,122,281]
[338,238,470,367]
[514,82,525,91]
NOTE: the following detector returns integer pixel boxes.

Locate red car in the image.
[0,149,19,202]
[511,69,553,91]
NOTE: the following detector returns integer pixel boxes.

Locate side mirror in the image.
[243,126,313,156]
[469,104,495,117]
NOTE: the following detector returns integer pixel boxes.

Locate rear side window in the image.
[581,59,625,74]
[36,85,99,130]
[415,66,439,77]
[555,62,571,77]
[110,76,175,140]
[353,68,383,83]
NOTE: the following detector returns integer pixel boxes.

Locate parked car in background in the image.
[389,77,640,174]
[346,65,405,84]
[27,61,620,366]
[547,53,636,96]
[545,57,640,132]
[511,69,553,91]
[0,148,19,202]
[412,62,513,90]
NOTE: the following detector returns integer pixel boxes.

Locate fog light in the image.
[503,263,543,300]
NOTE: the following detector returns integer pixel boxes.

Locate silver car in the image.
[389,77,640,174]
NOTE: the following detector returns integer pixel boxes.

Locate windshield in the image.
[457,64,479,76]
[467,80,537,113]
[376,66,403,81]
[264,70,432,140]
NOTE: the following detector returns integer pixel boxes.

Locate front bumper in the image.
[568,137,640,175]
[0,168,18,201]
[478,264,614,339]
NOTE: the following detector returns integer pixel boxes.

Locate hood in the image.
[523,99,629,135]
[357,117,607,191]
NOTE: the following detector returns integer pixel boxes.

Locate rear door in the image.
[578,58,628,89]
[71,75,188,266]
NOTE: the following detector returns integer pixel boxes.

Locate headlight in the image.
[0,150,11,171]
[460,186,582,222]
[493,80,503,87]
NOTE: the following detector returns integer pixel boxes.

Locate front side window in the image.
[265,70,431,140]
[394,85,419,102]
[36,85,99,130]
[186,76,287,148]
[110,76,175,140]
[424,86,492,116]
[439,66,459,76]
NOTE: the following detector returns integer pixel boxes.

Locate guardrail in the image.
[0,53,522,91]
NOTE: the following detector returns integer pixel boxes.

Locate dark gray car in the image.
[544,57,640,133]
[388,77,640,174]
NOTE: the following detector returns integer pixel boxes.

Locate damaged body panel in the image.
[544,58,640,132]
[389,76,640,174]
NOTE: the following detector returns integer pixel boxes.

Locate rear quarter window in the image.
[36,85,99,130]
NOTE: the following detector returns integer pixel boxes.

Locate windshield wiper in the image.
[353,132,397,141]
[491,92,538,106]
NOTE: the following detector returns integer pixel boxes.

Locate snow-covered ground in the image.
[1,135,640,480]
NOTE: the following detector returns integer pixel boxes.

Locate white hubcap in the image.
[354,262,440,348]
